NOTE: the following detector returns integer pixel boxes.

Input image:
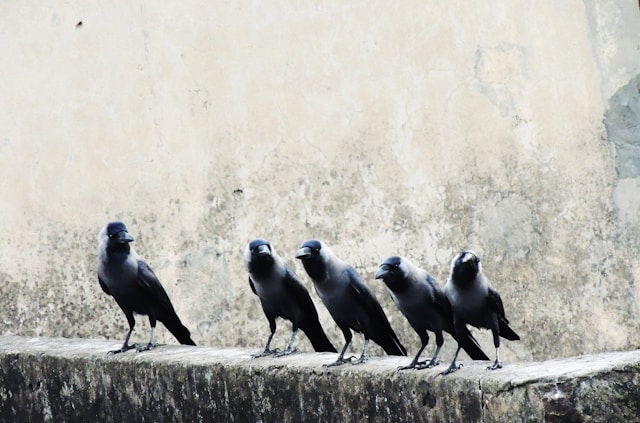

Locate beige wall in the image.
[1,0,639,362]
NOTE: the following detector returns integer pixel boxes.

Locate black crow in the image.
[97,221,195,353]
[244,238,336,357]
[295,240,406,366]
[375,255,489,370]
[442,250,520,374]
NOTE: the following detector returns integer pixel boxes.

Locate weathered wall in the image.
[2,336,640,422]
[0,1,639,363]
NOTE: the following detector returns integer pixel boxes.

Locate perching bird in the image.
[295,240,406,366]
[243,239,336,357]
[97,221,196,353]
[375,256,489,370]
[442,250,520,374]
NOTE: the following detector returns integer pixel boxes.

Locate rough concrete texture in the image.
[1,1,640,365]
[1,336,639,422]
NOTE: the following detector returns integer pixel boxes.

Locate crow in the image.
[442,250,520,374]
[295,240,406,366]
[375,255,489,370]
[97,221,195,353]
[244,238,336,357]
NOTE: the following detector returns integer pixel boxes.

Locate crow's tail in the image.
[160,312,196,346]
[456,327,490,360]
[301,319,337,352]
[499,317,520,341]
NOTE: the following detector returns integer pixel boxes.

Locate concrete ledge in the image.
[1,336,639,422]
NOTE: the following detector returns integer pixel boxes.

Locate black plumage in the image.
[97,221,195,353]
[295,240,407,366]
[375,256,489,370]
[442,250,520,374]
[244,239,336,357]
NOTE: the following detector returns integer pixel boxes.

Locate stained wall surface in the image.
[1,1,640,362]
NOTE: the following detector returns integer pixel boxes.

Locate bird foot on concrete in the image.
[251,348,280,358]
[323,355,357,367]
[108,343,136,355]
[350,354,369,365]
[487,360,502,370]
[397,360,425,371]
[136,342,158,352]
[416,359,440,370]
[274,347,297,357]
[440,363,463,376]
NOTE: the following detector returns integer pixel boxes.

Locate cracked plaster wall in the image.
[0,0,639,363]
